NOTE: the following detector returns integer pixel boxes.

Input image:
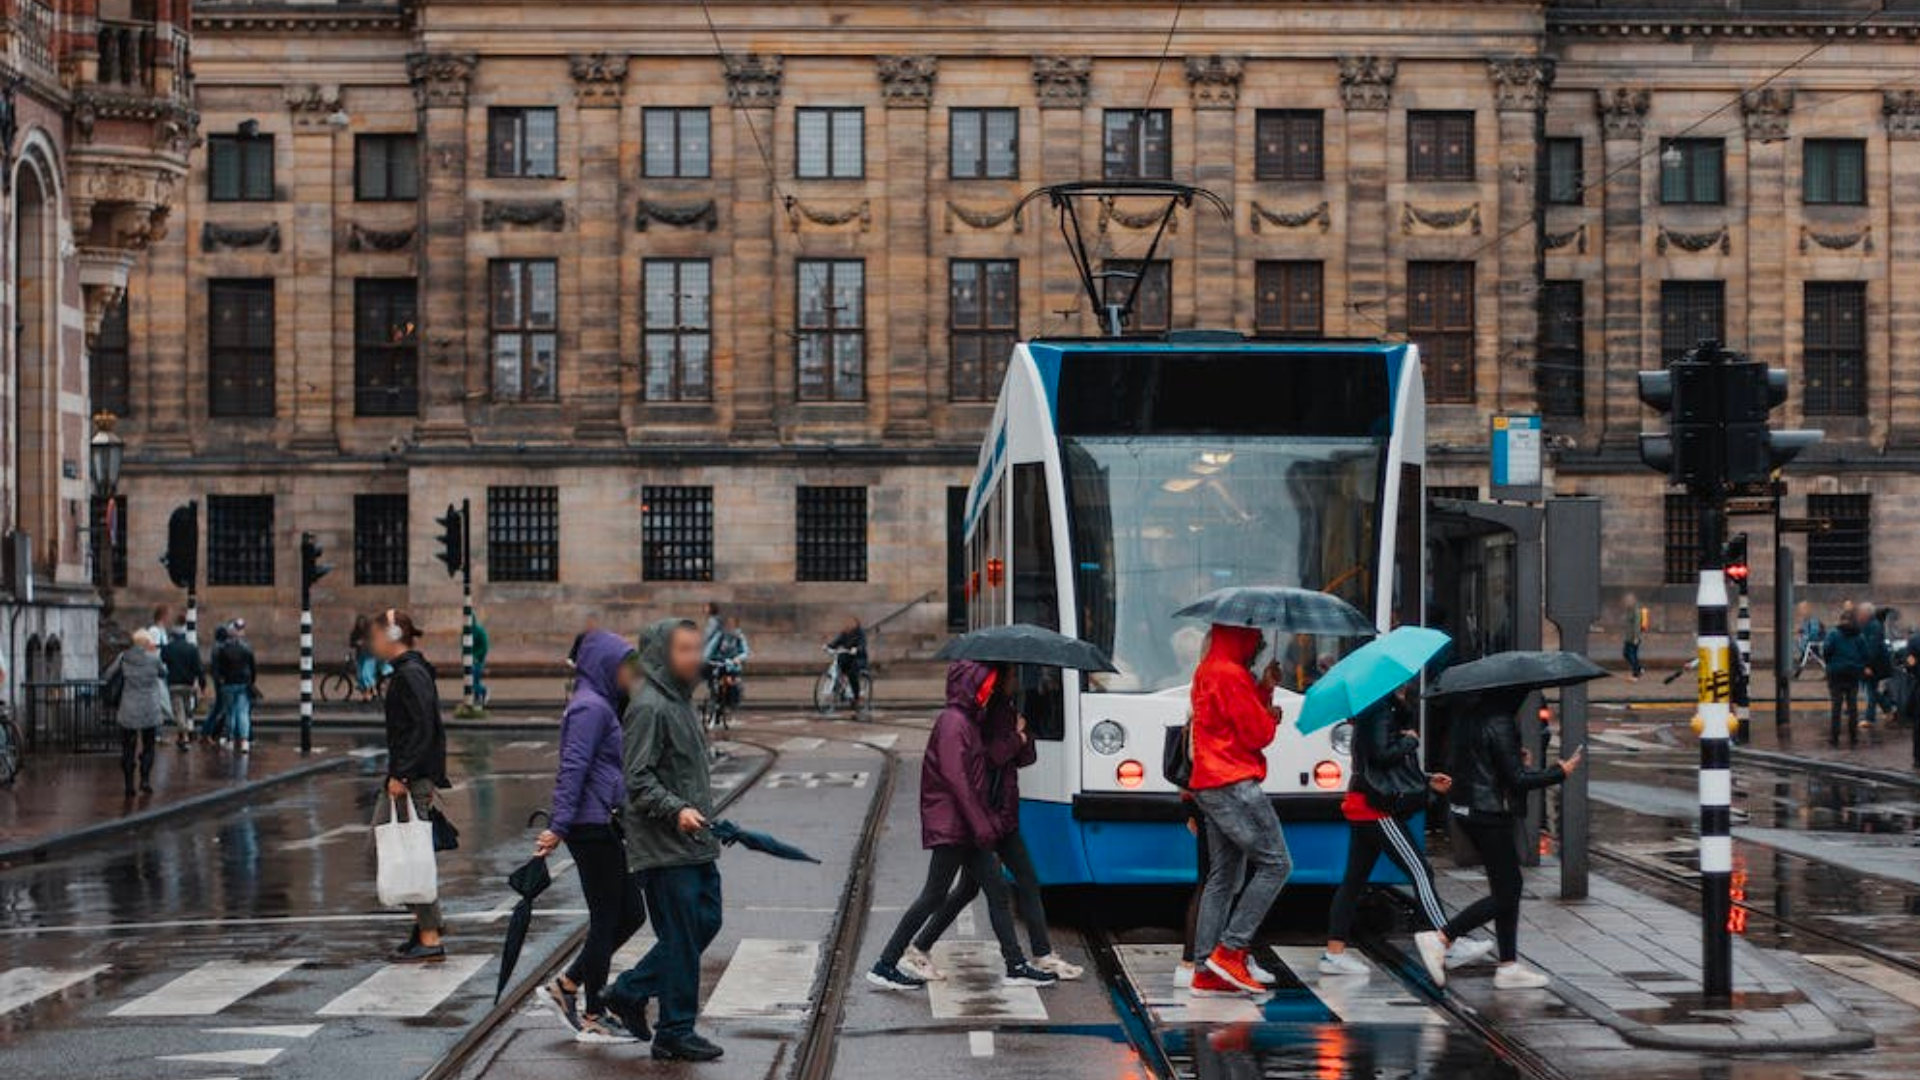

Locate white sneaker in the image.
[237,739,250,754]
[1493,963,1551,990]
[899,945,946,982]
[1445,938,1497,970]
[1246,955,1277,986]
[1032,953,1084,980]
[1175,960,1195,988]
[1414,931,1448,987]
[1317,951,1369,977]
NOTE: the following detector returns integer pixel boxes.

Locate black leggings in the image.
[913,830,1051,958]
[1327,816,1448,944]
[882,844,1024,969]
[1182,803,1212,964]
[1829,675,1861,744]
[1442,816,1525,963]
[120,727,156,789]
[564,824,646,1015]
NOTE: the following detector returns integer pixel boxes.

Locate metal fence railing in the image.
[20,680,117,754]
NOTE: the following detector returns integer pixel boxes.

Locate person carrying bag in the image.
[371,609,452,964]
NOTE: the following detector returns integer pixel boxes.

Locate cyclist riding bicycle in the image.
[704,617,751,709]
[826,617,869,709]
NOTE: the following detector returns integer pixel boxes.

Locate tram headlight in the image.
[1089,720,1127,756]
[1328,721,1354,757]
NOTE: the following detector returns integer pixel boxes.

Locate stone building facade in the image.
[1,0,193,694]
[104,1,1920,671]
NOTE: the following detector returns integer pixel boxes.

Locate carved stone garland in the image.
[1250,201,1331,233]
[783,196,871,233]
[1656,225,1730,255]
[202,221,281,253]
[481,200,567,231]
[944,201,1024,233]
[1543,223,1588,254]
[347,222,417,252]
[1800,224,1872,254]
[1401,203,1482,235]
[635,198,719,232]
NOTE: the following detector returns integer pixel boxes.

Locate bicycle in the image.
[815,647,873,716]
[319,651,389,704]
[701,662,742,734]
[0,705,21,786]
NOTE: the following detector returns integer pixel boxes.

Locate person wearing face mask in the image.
[373,609,451,963]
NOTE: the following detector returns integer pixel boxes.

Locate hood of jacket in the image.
[943,660,996,720]
[638,617,695,702]
[1206,624,1265,668]
[573,629,634,703]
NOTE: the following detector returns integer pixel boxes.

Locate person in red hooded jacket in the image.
[1188,623,1293,996]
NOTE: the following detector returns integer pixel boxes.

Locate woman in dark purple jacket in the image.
[866,661,1057,990]
[536,630,646,1041]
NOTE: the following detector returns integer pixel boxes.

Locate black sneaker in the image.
[652,1032,723,1062]
[865,961,927,991]
[605,993,653,1043]
[542,979,582,1034]
[1004,961,1060,988]
[388,940,446,964]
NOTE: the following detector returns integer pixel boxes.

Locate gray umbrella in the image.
[934,624,1118,673]
[1425,650,1609,700]
[1173,586,1374,637]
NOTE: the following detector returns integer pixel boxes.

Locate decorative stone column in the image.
[1742,88,1793,378]
[1337,56,1396,338]
[408,51,477,446]
[725,54,782,441]
[1488,57,1552,409]
[1034,56,1092,330]
[286,83,345,451]
[1597,87,1650,450]
[1884,90,1920,447]
[1186,56,1242,328]
[877,55,936,439]
[570,52,628,442]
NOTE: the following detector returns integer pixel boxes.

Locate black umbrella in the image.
[712,819,821,863]
[934,623,1117,673]
[494,855,552,1003]
[1425,650,1609,700]
[1173,586,1374,637]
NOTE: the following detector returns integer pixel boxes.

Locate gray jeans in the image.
[1192,779,1292,956]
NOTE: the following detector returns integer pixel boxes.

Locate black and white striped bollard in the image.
[1694,500,1734,1000]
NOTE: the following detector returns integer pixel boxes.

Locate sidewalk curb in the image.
[1545,954,1877,1053]
[1732,744,1920,792]
[0,754,361,866]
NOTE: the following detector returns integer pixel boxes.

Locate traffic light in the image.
[1639,341,1822,493]
[435,504,465,578]
[161,501,198,589]
[1723,532,1749,583]
[1637,344,1721,489]
[300,532,332,590]
[1721,359,1821,487]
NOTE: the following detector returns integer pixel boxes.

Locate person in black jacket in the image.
[1439,690,1582,991]
[160,616,205,751]
[372,608,451,963]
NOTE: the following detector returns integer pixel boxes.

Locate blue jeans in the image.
[207,684,252,742]
[1623,642,1643,678]
[609,862,722,1041]
[471,660,487,704]
[1192,779,1292,956]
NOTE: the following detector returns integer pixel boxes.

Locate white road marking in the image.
[1115,943,1262,1024]
[159,1049,285,1066]
[860,733,899,750]
[112,960,304,1017]
[969,1030,995,1057]
[702,939,818,1022]
[0,965,109,1015]
[503,740,549,752]
[765,770,869,790]
[1267,946,1445,1026]
[926,942,1046,1022]
[611,932,659,971]
[777,737,826,751]
[278,824,363,852]
[3,909,593,937]
[202,1024,322,1038]
[956,905,976,938]
[346,747,385,759]
[1807,954,1920,1009]
[317,956,487,1017]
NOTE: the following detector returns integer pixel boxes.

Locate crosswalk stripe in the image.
[702,939,817,1023]
[777,736,826,751]
[278,824,363,852]
[112,960,304,1018]
[0,965,108,1015]
[926,942,1046,1022]
[202,1024,322,1039]
[317,956,487,1017]
[160,1048,286,1066]
[1266,946,1445,1026]
[860,733,899,749]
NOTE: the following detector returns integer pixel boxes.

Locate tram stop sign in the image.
[1491,414,1544,502]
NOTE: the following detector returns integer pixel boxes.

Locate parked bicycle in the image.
[319,650,388,704]
[815,646,873,716]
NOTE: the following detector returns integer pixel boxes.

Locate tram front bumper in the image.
[1070,791,1345,823]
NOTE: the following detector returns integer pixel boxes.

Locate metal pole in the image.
[1559,622,1591,900]
[1775,544,1795,738]
[1695,497,1734,1002]
[299,534,314,755]
[461,498,475,708]
[184,586,198,647]
[1733,574,1753,746]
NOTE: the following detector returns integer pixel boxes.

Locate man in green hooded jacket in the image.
[606,618,724,1062]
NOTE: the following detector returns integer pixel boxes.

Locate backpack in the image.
[101,658,126,710]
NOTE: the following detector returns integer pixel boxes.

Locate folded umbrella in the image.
[494,855,552,1003]
[1174,586,1374,637]
[1424,650,1608,701]
[1294,626,1452,735]
[933,623,1117,673]
[711,819,821,863]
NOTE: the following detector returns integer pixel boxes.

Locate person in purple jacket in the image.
[536,629,646,1042]
[866,661,1058,991]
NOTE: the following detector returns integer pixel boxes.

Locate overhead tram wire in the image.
[697,0,786,208]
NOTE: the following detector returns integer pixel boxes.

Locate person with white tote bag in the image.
[371,609,452,963]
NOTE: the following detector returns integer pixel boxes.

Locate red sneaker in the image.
[1188,966,1246,998]
[1205,946,1265,994]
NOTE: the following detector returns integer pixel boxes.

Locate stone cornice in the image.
[193,6,412,35]
[1549,13,1920,40]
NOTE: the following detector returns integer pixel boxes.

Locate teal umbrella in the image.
[1294,626,1451,735]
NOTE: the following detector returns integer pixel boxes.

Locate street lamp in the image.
[89,412,123,499]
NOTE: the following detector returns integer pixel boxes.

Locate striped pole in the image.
[1695,498,1734,1001]
[461,579,475,707]
[1732,574,1753,747]
[298,606,314,753]
[185,588,199,647]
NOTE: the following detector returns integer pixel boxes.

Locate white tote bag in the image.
[375,794,439,907]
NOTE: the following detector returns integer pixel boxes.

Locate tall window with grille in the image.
[1255,110,1323,181]
[796,259,865,402]
[355,134,419,201]
[354,279,418,416]
[641,486,714,582]
[1661,280,1725,362]
[643,108,711,178]
[487,486,559,583]
[1254,261,1324,337]
[208,132,274,202]
[1659,139,1724,205]
[796,107,864,179]
[490,259,557,401]
[642,259,711,401]
[487,107,557,178]
[949,259,1017,401]
[1538,280,1585,417]
[950,108,1018,179]
[1803,139,1865,205]
[1102,259,1171,333]
[1102,109,1171,180]
[90,495,127,588]
[208,279,276,418]
[1663,493,1704,585]
[207,495,274,586]
[353,493,409,586]
[1408,261,1475,403]
[92,293,131,418]
[1408,111,1474,182]
[1803,281,1865,417]
[1808,494,1871,584]
[796,486,867,582]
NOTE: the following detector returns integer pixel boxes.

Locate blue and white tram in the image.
[961,336,1427,887]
